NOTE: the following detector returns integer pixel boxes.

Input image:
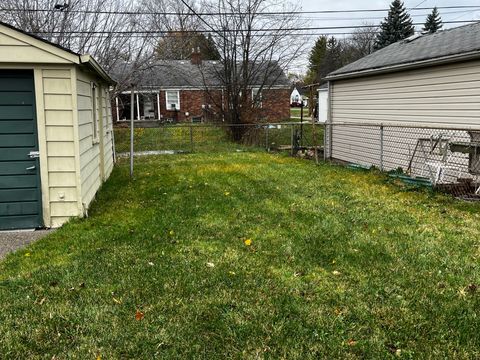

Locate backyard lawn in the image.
[0,152,479,358]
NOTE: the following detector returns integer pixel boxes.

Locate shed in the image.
[0,22,115,230]
[324,22,480,176]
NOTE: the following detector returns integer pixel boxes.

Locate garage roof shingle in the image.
[328,22,480,79]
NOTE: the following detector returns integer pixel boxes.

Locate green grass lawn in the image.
[290,107,311,118]
[1,153,479,358]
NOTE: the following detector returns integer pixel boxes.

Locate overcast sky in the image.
[290,0,480,73]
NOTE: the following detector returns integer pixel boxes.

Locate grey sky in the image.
[290,0,480,73]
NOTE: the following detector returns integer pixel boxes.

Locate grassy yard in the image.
[290,107,311,118]
[1,153,479,358]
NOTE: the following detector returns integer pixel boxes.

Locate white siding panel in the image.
[45,110,73,126]
[76,70,107,210]
[41,68,81,227]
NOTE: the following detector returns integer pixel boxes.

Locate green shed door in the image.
[0,70,43,230]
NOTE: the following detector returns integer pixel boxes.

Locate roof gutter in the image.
[325,50,480,81]
[79,54,116,85]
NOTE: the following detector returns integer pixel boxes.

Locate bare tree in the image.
[198,0,306,130]
[0,0,159,93]
[349,23,378,58]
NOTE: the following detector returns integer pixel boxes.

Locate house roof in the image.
[115,59,291,89]
[0,21,115,84]
[327,22,480,80]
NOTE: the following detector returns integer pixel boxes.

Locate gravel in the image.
[0,230,52,260]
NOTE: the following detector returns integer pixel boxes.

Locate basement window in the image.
[166,90,180,110]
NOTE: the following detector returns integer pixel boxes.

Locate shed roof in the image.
[327,22,480,80]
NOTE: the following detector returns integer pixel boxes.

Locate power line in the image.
[32,20,479,35]
[0,5,479,16]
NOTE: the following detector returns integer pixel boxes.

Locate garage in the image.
[0,21,115,230]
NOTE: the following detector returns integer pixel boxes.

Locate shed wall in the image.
[77,69,113,210]
[40,67,82,227]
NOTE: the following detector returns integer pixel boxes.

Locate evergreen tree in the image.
[305,36,327,83]
[374,0,414,50]
[423,7,443,34]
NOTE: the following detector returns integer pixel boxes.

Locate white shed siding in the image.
[101,87,114,179]
[76,71,113,209]
[41,68,82,227]
[329,59,480,170]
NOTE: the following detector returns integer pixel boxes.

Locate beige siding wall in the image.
[331,59,480,127]
[102,87,114,179]
[40,68,82,227]
[329,59,480,171]
[77,70,113,210]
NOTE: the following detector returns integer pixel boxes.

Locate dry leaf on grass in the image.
[135,310,145,321]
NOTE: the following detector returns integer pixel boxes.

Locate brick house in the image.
[113,52,291,123]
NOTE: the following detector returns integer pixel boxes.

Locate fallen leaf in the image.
[113,297,122,304]
[206,262,215,268]
[332,270,341,276]
[224,192,230,196]
[24,252,31,257]
[148,262,154,266]
[347,339,357,346]
[135,310,144,321]
[35,297,46,305]
[228,271,236,275]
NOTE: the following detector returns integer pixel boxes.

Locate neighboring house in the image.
[290,85,309,107]
[0,21,115,230]
[325,22,480,178]
[113,51,291,123]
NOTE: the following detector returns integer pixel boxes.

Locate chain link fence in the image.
[325,123,480,199]
[114,121,324,156]
[114,121,480,199]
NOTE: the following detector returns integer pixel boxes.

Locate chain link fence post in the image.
[380,124,384,171]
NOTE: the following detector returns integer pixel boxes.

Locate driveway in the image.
[0,230,51,260]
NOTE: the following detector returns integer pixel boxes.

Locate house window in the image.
[252,88,262,108]
[166,90,180,110]
[92,83,99,143]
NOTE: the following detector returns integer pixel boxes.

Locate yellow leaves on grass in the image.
[24,252,31,257]
[224,191,230,196]
[244,239,252,246]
